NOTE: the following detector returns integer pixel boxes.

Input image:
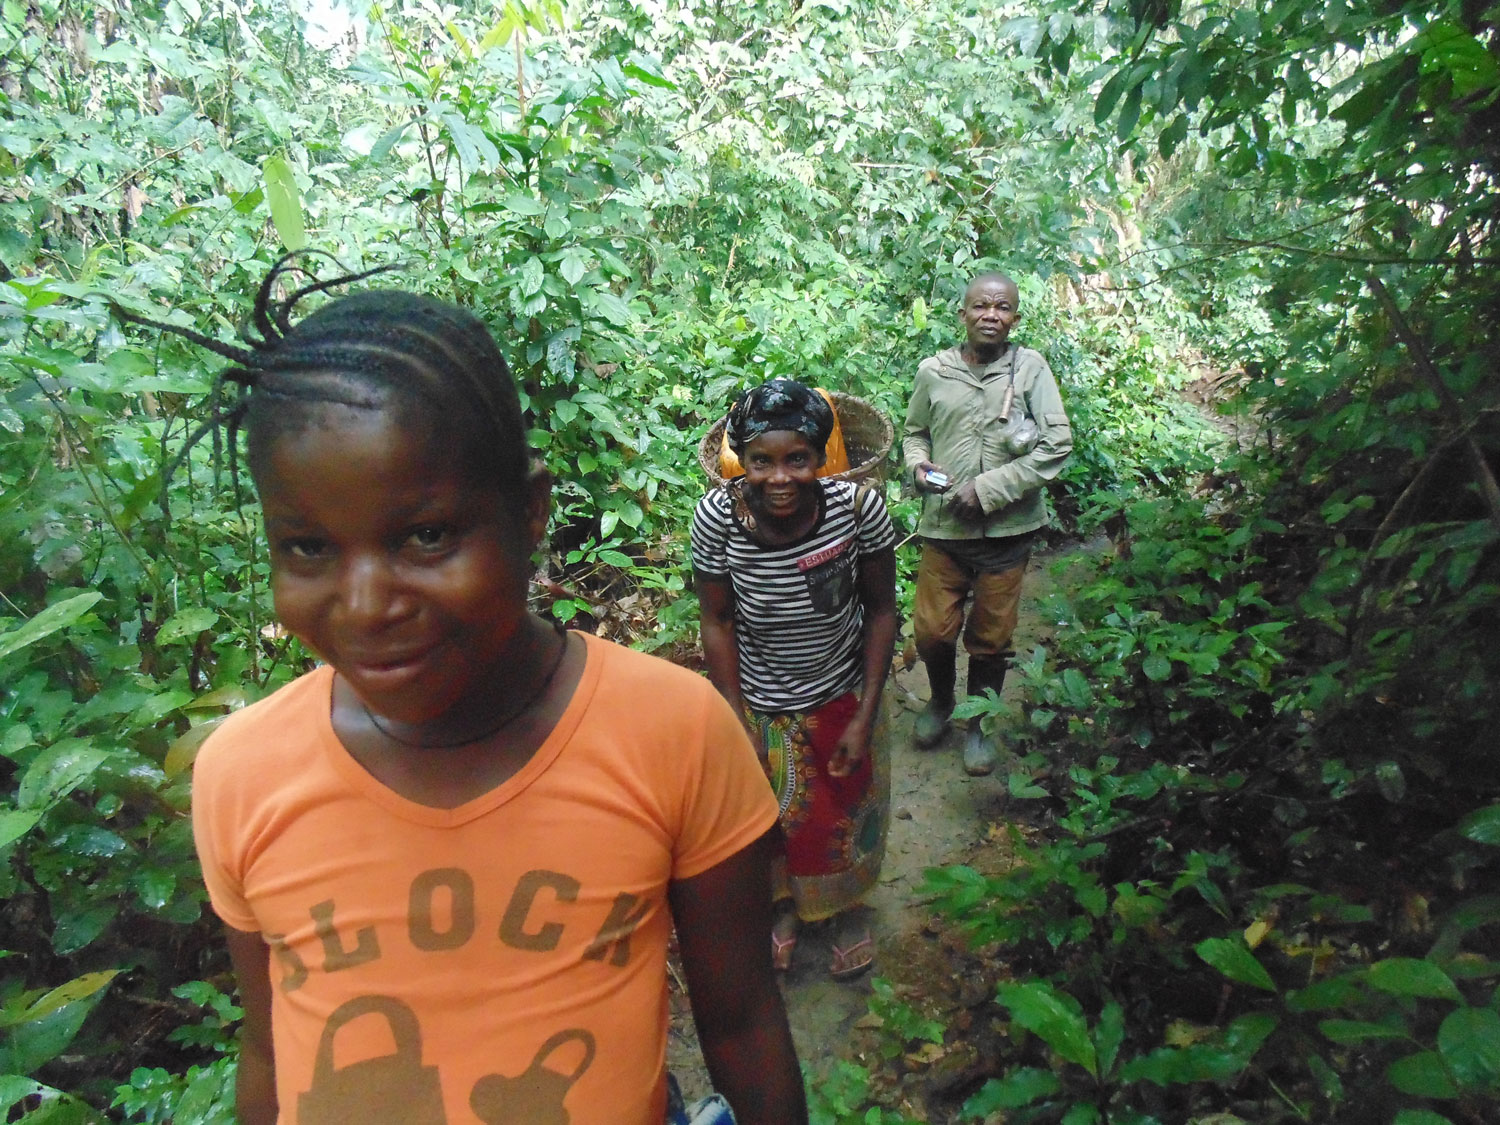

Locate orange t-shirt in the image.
[192,633,777,1125]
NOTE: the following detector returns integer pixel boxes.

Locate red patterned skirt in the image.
[744,692,890,922]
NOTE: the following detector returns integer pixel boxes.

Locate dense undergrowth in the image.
[2,0,1498,1122]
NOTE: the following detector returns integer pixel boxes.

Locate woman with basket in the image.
[691,379,897,980]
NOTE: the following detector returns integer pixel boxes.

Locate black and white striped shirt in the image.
[691,480,897,712]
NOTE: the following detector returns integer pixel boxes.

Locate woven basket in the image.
[697,390,894,489]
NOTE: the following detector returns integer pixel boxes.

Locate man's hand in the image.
[827,713,872,778]
[914,461,951,493]
[947,479,984,521]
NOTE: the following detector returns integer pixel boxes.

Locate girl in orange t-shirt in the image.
[116,255,805,1125]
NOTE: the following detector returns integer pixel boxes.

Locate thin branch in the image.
[99,143,194,198]
[1223,236,1500,267]
[1367,275,1500,535]
[35,383,166,603]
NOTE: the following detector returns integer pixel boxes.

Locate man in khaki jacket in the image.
[903,272,1072,774]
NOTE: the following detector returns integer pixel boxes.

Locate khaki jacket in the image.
[902,345,1072,539]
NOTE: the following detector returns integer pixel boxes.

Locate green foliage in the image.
[107,982,238,1124]
[864,978,944,1062]
[805,1058,919,1125]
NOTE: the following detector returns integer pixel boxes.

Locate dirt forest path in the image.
[667,542,1072,1107]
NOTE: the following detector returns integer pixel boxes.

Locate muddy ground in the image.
[667,544,1072,1117]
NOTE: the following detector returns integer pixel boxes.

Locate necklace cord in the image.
[360,629,571,750]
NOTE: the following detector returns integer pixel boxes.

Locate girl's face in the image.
[256,406,548,724]
[741,429,823,522]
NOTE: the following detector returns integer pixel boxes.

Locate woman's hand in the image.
[827,713,873,778]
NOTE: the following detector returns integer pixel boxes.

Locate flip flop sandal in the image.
[771,931,797,972]
[829,934,874,981]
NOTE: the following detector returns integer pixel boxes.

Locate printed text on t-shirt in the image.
[266,867,651,992]
[797,535,855,615]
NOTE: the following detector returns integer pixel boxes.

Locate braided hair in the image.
[112,253,530,509]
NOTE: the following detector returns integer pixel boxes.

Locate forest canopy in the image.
[1,0,1497,1121]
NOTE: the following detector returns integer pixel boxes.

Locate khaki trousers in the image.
[912,543,1026,660]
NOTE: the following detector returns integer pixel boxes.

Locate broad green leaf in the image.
[1436,1006,1500,1085]
[0,970,118,1075]
[1287,975,1363,1012]
[156,606,219,645]
[0,592,103,662]
[1222,1012,1278,1054]
[0,1077,50,1114]
[1368,958,1461,1001]
[1061,667,1091,708]
[164,717,226,779]
[1142,651,1172,681]
[1387,1050,1458,1099]
[12,971,119,1024]
[1393,1110,1456,1125]
[1095,67,1132,124]
[231,186,264,214]
[1118,1013,1276,1086]
[961,1067,1060,1114]
[440,113,479,171]
[617,499,644,529]
[1332,59,1405,130]
[18,741,109,809]
[586,288,634,326]
[1075,881,1107,918]
[1317,1018,1408,1043]
[54,825,127,858]
[1196,936,1276,991]
[1007,772,1048,799]
[996,981,1097,1075]
[135,867,177,911]
[519,256,545,296]
[367,120,412,163]
[0,808,41,849]
[53,904,116,956]
[622,62,676,90]
[1094,1000,1125,1077]
[1061,1105,1100,1125]
[1415,19,1500,97]
[262,154,306,251]
[130,688,194,728]
[1158,113,1189,158]
[560,251,587,285]
[504,192,545,216]
[912,296,927,330]
[1457,803,1500,845]
[479,13,517,51]
[1117,84,1143,141]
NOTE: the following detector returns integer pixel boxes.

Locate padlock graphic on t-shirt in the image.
[297,995,446,1124]
[469,1027,595,1125]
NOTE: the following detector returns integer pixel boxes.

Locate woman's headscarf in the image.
[725,378,835,456]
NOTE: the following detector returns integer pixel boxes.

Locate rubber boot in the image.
[913,642,957,749]
[963,655,1008,776]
